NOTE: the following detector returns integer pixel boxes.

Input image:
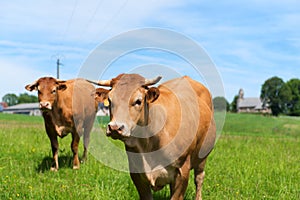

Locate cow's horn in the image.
[144,76,162,86]
[86,79,111,86]
[56,79,66,83]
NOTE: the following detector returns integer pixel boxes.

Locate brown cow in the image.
[90,74,216,200]
[25,77,97,171]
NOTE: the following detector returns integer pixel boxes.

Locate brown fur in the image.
[25,77,97,171]
[94,74,215,200]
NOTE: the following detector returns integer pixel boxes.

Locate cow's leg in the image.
[170,160,190,200]
[130,173,153,200]
[43,114,59,171]
[82,117,94,163]
[45,127,59,171]
[71,133,80,169]
[194,158,207,200]
[50,136,59,171]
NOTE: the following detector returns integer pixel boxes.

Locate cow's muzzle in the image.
[39,101,52,111]
[106,121,129,138]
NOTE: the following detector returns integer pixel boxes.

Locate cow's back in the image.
[55,79,97,134]
[183,76,212,110]
[156,76,215,166]
[159,76,211,106]
[184,76,216,162]
[70,79,97,116]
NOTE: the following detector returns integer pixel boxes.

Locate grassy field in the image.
[0,113,299,199]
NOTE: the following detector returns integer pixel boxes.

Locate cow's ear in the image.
[146,87,160,103]
[25,82,38,91]
[57,84,67,91]
[94,88,109,103]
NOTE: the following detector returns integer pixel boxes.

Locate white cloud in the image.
[0,58,48,99]
[1,0,182,43]
[1,0,300,101]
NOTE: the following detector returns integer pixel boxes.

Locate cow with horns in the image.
[88,74,216,200]
[25,77,98,171]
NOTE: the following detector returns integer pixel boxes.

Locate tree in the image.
[230,95,239,112]
[2,93,38,107]
[2,93,18,106]
[18,93,38,104]
[286,78,300,116]
[279,83,293,114]
[260,76,292,116]
[213,96,229,111]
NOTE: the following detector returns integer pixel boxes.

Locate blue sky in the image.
[1,0,300,102]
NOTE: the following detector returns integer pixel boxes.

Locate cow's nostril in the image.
[118,125,124,131]
[108,123,118,131]
[108,124,112,131]
[108,122,125,133]
[39,101,51,110]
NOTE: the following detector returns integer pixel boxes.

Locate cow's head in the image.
[25,77,66,111]
[91,74,161,139]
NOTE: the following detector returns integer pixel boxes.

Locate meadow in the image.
[0,113,299,199]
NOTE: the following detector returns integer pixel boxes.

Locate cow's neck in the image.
[47,100,73,137]
[55,93,73,120]
[123,127,164,153]
[124,135,180,188]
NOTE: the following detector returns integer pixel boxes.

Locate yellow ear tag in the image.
[104,99,109,107]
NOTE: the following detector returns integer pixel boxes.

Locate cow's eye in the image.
[51,89,56,94]
[134,99,142,106]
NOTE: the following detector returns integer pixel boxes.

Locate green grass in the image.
[0,113,299,199]
[223,113,300,137]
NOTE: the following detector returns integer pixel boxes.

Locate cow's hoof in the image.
[50,167,58,172]
[73,165,80,170]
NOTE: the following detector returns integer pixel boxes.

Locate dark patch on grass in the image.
[36,155,74,172]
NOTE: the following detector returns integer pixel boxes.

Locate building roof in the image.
[238,98,263,110]
[3,103,39,111]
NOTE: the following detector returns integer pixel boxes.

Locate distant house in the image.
[3,103,41,116]
[3,102,110,116]
[236,89,271,114]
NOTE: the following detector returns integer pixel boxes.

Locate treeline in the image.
[213,76,300,116]
[2,93,38,106]
[260,76,300,116]
[2,76,300,117]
